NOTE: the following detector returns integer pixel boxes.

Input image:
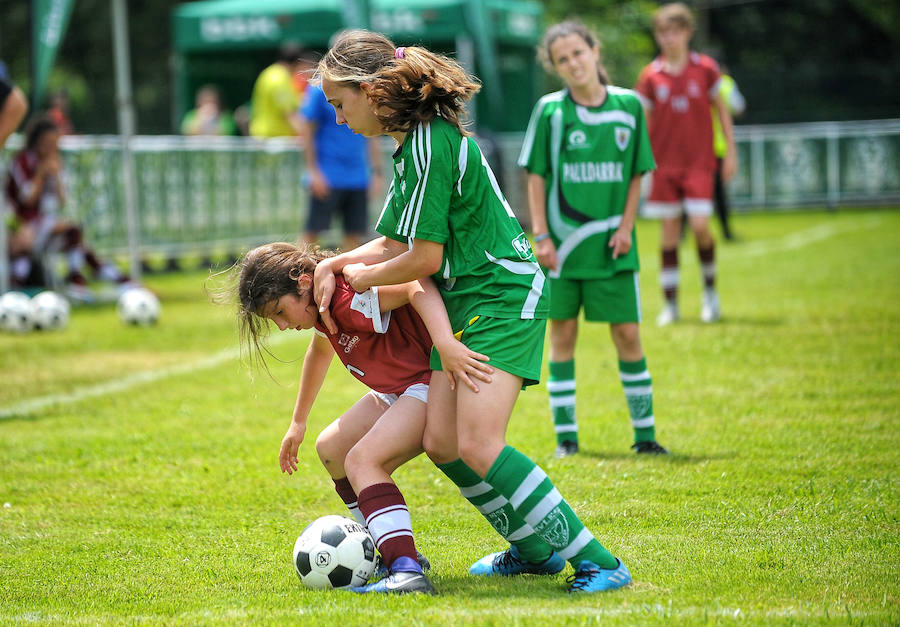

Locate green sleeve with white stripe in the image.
[518,99,551,177]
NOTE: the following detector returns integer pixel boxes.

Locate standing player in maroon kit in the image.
[635,2,737,325]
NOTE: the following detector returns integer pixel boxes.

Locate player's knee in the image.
[342,444,368,485]
[315,429,345,466]
[422,429,453,465]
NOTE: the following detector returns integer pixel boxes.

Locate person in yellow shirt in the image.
[249,44,315,138]
[711,69,745,240]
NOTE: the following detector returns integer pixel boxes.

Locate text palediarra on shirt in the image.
[563,161,624,184]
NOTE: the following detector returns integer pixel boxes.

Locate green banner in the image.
[31,0,76,106]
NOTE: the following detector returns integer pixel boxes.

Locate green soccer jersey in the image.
[376,117,548,330]
[519,87,656,279]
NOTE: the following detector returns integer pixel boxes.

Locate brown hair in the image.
[315,29,481,136]
[653,2,695,32]
[212,242,334,372]
[537,20,610,86]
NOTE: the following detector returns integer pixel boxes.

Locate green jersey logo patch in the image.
[512,233,534,260]
[615,127,631,151]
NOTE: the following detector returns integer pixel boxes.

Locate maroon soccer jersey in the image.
[635,52,721,173]
[315,277,432,395]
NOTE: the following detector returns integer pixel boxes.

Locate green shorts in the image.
[430,315,546,387]
[548,271,642,323]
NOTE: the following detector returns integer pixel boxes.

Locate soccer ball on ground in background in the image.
[117,287,160,326]
[0,291,35,333]
[31,291,70,330]
[293,515,376,590]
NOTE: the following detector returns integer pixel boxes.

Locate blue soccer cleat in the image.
[567,559,631,593]
[350,557,435,595]
[469,544,565,576]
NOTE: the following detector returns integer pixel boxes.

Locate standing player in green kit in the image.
[520,20,668,458]
[312,29,632,594]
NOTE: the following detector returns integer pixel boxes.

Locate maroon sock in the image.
[332,477,364,526]
[698,242,716,288]
[661,248,679,303]
[357,482,417,569]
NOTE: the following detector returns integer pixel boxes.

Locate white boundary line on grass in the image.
[0,215,886,421]
[734,214,883,258]
[0,331,303,420]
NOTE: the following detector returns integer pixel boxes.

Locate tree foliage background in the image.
[0,0,897,133]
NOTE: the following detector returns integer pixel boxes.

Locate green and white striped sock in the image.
[548,359,577,445]
[436,458,552,563]
[485,446,617,569]
[619,357,655,443]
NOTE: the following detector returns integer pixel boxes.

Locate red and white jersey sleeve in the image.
[635,53,721,173]
[315,277,432,395]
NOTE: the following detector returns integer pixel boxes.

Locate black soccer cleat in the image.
[631,440,669,455]
[554,440,579,458]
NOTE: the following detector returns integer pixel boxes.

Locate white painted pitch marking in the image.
[0,331,305,420]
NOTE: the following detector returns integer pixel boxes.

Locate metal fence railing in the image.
[2,119,898,260]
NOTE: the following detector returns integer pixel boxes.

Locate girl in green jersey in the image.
[311,29,631,594]
[520,20,668,457]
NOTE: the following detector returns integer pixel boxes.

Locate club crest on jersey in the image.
[615,127,631,151]
[535,506,570,550]
[687,79,701,98]
[567,129,589,150]
[395,159,405,176]
[655,84,669,103]
[338,333,360,354]
[512,233,534,260]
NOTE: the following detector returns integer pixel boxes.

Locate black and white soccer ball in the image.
[293,515,376,590]
[0,291,35,333]
[117,287,160,326]
[31,291,70,331]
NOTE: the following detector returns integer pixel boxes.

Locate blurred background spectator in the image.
[299,81,382,251]
[47,90,75,136]
[5,116,126,291]
[248,43,316,139]
[180,84,237,136]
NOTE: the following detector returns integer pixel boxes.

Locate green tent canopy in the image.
[171,0,544,132]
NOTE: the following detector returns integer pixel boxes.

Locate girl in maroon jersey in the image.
[226,241,491,594]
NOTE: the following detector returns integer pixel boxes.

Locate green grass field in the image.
[1,209,898,625]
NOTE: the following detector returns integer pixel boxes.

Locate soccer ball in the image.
[293,515,376,590]
[31,291,70,331]
[117,287,160,326]
[0,291,34,333]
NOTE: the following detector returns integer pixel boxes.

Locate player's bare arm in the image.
[280,333,334,475]
[527,173,558,271]
[609,175,643,259]
[342,238,443,293]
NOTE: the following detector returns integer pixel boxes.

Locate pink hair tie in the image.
[394,47,406,59]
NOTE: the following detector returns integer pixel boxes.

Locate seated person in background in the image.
[5,116,126,289]
[180,85,237,136]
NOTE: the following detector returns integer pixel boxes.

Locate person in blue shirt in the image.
[299,83,382,251]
